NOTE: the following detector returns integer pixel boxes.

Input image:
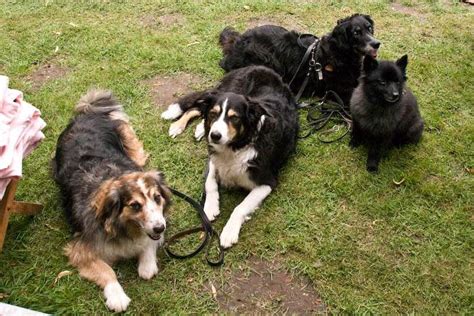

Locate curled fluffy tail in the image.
[219,27,240,55]
[75,89,122,114]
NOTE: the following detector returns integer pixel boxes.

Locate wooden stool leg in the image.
[0,179,19,251]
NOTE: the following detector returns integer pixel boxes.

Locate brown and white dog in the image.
[52,90,171,312]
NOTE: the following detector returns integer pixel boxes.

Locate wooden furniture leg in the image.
[0,178,43,252]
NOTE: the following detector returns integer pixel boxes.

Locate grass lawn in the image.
[0,0,473,314]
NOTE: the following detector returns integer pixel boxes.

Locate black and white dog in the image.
[177,66,298,248]
[218,14,380,107]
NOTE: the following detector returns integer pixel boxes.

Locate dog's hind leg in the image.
[220,185,272,248]
[66,241,131,312]
[116,122,149,167]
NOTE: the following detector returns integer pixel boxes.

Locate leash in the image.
[289,35,322,102]
[298,90,352,143]
[164,186,224,266]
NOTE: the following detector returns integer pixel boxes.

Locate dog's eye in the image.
[130,202,141,211]
[368,26,373,33]
[208,112,218,120]
[353,30,361,36]
[154,194,161,204]
[229,116,240,124]
[379,80,386,86]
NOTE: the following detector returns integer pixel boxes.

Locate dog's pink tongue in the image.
[371,50,378,58]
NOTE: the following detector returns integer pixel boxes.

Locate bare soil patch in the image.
[140,13,186,28]
[144,73,205,107]
[215,257,326,314]
[26,61,69,90]
[391,2,427,20]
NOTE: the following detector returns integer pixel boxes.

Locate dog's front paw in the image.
[194,120,205,141]
[220,218,242,249]
[104,282,131,312]
[161,103,183,120]
[138,260,158,280]
[204,198,220,221]
[169,121,185,138]
[366,162,379,173]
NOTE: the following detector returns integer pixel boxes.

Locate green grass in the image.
[0,0,473,314]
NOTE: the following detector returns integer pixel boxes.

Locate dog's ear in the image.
[363,14,374,27]
[97,186,122,237]
[246,97,270,131]
[196,91,218,116]
[396,54,408,78]
[148,171,172,209]
[363,55,378,73]
[332,20,349,43]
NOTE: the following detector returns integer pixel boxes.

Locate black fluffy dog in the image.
[350,55,424,172]
[184,66,298,248]
[218,14,380,107]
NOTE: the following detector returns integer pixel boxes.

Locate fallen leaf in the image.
[54,270,73,285]
[68,22,78,28]
[210,282,217,300]
[393,178,405,186]
[243,5,250,10]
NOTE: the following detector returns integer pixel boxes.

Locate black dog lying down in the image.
[169,66,298,248]
[161,14,379,139]
[218,14,380,106]
[350,55,424,172]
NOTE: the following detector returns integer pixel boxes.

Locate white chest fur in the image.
[211,145,258,190]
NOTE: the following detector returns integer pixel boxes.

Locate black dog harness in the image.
[289,35,353,143]
[289,35,322,102]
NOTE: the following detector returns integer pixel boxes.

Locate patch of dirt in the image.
[143,73,205,107]
[215,258,326,314]
[391,2,427,20]
[26,61,69,91]
[141,13,186,28]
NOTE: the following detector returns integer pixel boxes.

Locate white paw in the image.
[138,260,158,280]
[220,218,242,249]
[169,121,185,138]
[161,103,183,120]
[204,197,220,221]
[104,282,131,312]
[194,120,205,141]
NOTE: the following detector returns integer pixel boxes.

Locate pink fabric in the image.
[0,76,46,199]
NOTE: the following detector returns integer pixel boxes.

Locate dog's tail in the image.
[75,89,123,114]
[219,27,240,55]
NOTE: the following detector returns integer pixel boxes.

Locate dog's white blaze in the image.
[209,98,229,144]
[137,179,166,233]
[257,114,266,132]
[220,185,272,248]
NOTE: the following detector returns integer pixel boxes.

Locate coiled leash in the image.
[164,187,224,266]
[298,90,352,143]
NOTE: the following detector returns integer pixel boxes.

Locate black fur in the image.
[350,55,424,172]
[218,14,380,107]
[183,66,298,188]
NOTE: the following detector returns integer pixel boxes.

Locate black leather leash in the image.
[298,90,352,143]
[164,186,224,266]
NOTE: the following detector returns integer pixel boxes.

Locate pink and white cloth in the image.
[0,75,46,199]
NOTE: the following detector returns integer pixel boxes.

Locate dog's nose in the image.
[371,41,381,49]
[210,131,222,142]
[392,91,399,97]
[153,224,165,234]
